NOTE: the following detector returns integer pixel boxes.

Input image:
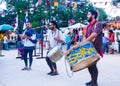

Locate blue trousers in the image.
[4,43,8,50]
[23,48,34,67]
[17,41,22,48]
[66,43,71,50]
[102,42,109,54]
[79,35,83,42]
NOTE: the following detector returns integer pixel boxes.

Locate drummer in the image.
[46,21,64,76]
[84,10,103,86]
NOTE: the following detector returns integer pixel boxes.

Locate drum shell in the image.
[47,46,63,62]
[71,56,100,72]
[65,41,100,72]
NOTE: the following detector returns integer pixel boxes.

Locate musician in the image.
[84,10,103,86]
[46,21,64,76]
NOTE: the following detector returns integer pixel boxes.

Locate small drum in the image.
[47,46,63,62]
[65,41,100,72]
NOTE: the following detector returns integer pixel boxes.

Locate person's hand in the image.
[26,36,31,39]
[54,37,59,42]
[22,35,27,39]
[47,46,50,50]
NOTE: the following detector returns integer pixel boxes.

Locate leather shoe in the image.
[47,71,53,75]
[85,81,92,85]
[86,82,98,86]
[50,72,59,76]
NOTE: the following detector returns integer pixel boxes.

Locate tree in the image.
[112,0,120,8]
[96,8,108,21]
[6,0,46,33]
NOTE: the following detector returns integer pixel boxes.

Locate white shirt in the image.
[79,30,83,36]
[103,30,109,38]
[22,29,36,47]
[23,34,36,47]
[4,36,8,43]
[47,29,64,48]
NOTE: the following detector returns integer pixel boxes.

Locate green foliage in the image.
[14,1,29,12]
[4,0,108,32]
[96,8,108,21]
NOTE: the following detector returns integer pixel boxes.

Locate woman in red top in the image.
[109,30,115,54]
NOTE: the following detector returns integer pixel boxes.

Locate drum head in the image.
[47,46,59,57]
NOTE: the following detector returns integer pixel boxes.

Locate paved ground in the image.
[0,49,120,86]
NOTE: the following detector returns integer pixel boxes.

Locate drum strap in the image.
[64,56,73,78]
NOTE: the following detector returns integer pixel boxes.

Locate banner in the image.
[23,11,28,30]
[14,15,18,31]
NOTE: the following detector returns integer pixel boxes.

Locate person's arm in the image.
[85,32,97,42]
[47,41,50,50]
[54,38,64,43]
[21,30,27,39]
[85,22,102,42]
[54,31,64,44]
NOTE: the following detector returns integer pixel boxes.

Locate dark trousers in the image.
[118,44,120,53]
[88,63,98,85]
[23,48,34,67]
[46,57,57,72]
[118,41,120,53]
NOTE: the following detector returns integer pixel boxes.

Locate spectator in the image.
[3,34,9,50]
[109,30,115,54]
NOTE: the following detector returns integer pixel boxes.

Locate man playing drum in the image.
[46,21,64,76]
[84,10,103,86]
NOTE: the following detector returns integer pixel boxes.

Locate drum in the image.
[47,46,63,62]
[64,41,100,72]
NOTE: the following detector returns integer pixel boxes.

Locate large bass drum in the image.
[64,41,100,72]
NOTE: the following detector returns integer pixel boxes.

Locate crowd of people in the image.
[1,9,120,86]
[64,22,120,55]
[102,22,120,54]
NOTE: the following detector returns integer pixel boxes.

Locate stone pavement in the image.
[0,49,120,86]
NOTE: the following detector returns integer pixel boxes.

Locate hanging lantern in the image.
[73,2,77,8]
[54,2,59,7]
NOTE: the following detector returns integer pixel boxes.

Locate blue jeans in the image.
[23,47,34,67]
[4,43,8,50]
[102,42,109,54]
[66,43,71,50]
[17,41,22,48]
[79,35,83,42]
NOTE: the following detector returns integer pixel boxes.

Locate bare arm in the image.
[85,32,97,42]
[54,38,64,44]
[22,35,32,40]
[85,22,102,42]
[47,41,50,50]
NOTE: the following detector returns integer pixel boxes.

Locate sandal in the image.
[27,67,32,71]
[21,67,28,71]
